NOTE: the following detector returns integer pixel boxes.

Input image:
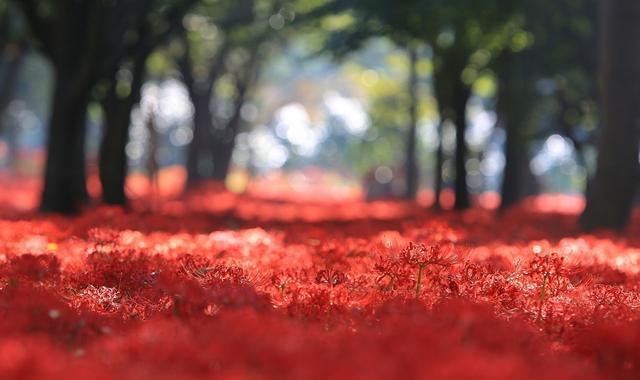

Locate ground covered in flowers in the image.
[1,189,640,379]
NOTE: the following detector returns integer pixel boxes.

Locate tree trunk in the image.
[210,50,261,182]
[212,136,235,181]
[40,71,90,213]
[180,31,229,187]
[31,3,106,213]
[556,88,591,198]
[432,122,444,210]
[404,46,419,200]
[432,49,469,210]
[211,101,243,181]
[581,1,640,230]
[100,104,129,205]
[0,44,25,168]
[432,73,450,211]
[0,45,25,123]
[501,125,528,210]
[186,91,214,184]
[21,0,194,213]
[99,53,149,205]
[498,53,535,210]
[453,83,471,210]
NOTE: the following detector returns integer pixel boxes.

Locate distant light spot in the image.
[269,14,285,30]
[361,69,380,87]
[374,166,393,184]
[126,141,145,160]
[170,126,193,146]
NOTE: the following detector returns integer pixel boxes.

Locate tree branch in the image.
[15,0,55,58]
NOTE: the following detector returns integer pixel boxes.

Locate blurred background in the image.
[0,0,636,228]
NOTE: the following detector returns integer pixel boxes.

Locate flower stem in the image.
[538,275,547,321]
[416,264,425,297]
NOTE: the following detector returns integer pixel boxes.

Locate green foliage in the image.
[342,43,436,176]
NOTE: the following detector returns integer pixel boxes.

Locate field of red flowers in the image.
[1,187,640,379]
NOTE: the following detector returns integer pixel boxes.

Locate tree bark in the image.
[211,46,262,182]
[500,125,527,209]
[27,1,104,213]
[186,91,214,183]
[498,52,536,210]
[98,1,196,203]
[19,0,196,213]
[100,99,129,205]
[581,1,640,230]
[181,34,229,186]
[0,44,25,168]
[432,48,469,210]
[211,132,236,181]
[210,93,247,181]
[432,122,444,210]
[40,70,90,213]
[453,82,471,210]
[0,45,25,121]
[99,50,149,205]
[404,46,419,199]
[432,75,450,211]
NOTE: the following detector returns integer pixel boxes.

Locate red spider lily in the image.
[0,186,638,379]
[399,242,457,296]
[315,269,346,287]
[373,255,413,291]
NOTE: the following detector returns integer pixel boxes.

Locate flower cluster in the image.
[0,188,639,379]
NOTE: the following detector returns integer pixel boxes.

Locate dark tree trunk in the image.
[181,34,229,187]
[186,91,214,184]
[432,49,469,210]
[581,1,640,230]
[0,44,25,168]
[210,90,248,181]
[40,71,90,213]
[498,52,535,210]
[99,52,149,205]
[212,135,235,181]
[18,0,196,213]
[404,46,419,200]
[28,2,105,213]
[210,86,251,181]
[432,78,450,211]
[0,45,25,122]
[100,100,129,205]
[501,126,527,209]
[556,88,591,198]
[432,122,444,210]
[453,83,471,210]
[210,47,260,182]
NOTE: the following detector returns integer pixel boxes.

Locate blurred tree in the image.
[14,0,197,212]
[318,5,425,201]
[581,1,640,230]
[0,2,27,136]
[342,46,438,199]
[491,12,538,210]
[497,0,597,210]
[179,14,230,185]
[404,45,419,199]
[98,1,197,205]
[496,50,537,210]
[179,0,293,186]
[318,0,511,209]
[0,3,27,172]
[13,0,154,212]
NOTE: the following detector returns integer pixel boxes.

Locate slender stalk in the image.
[538,275,547,320]
[416,264,426,297]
